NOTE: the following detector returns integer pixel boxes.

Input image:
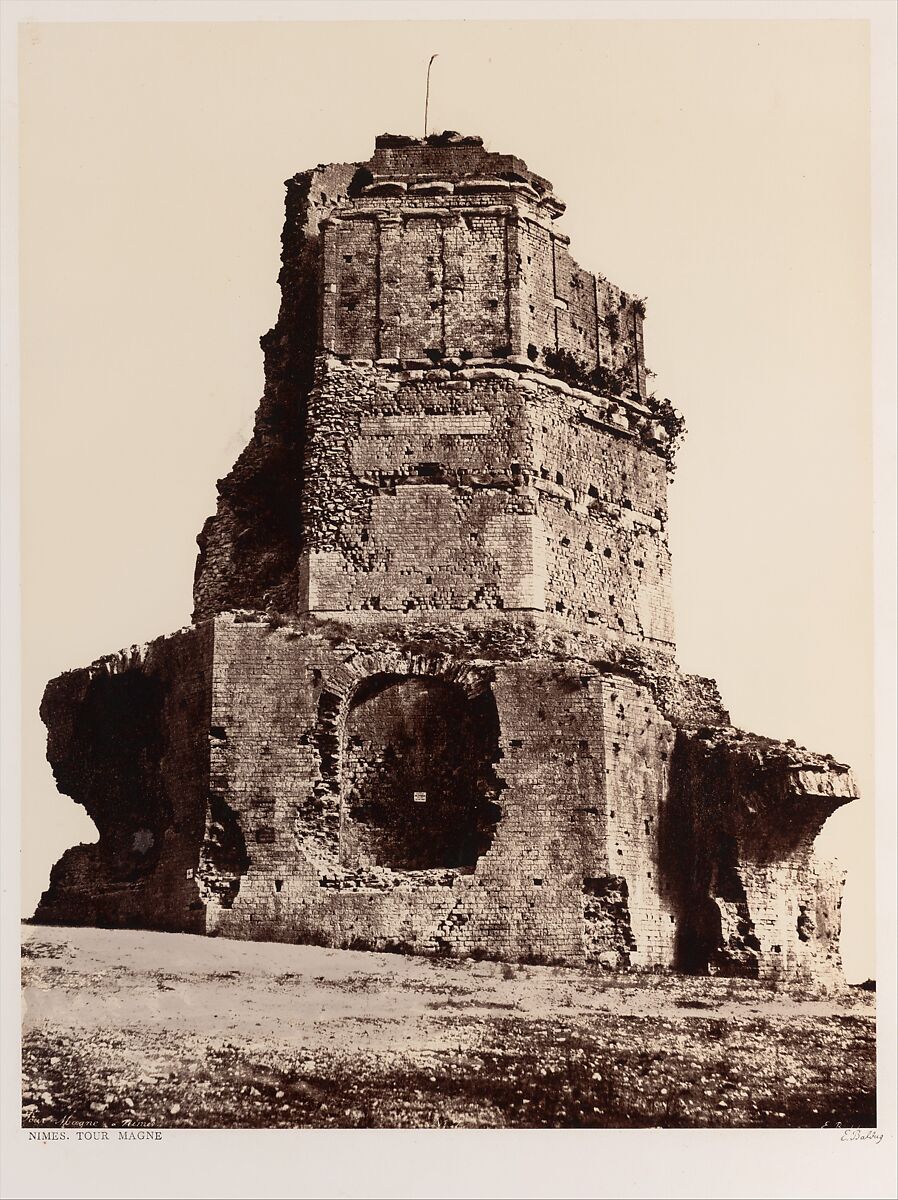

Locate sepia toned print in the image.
[23,129,875,1131]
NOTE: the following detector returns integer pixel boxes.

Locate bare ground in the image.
[21,924,875,1130]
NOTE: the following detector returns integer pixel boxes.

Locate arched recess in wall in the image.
[65,669,170,882]
[339,674,504,871]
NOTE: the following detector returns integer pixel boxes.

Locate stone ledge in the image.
[327,352,654,419]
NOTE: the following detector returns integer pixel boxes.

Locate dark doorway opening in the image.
[340,675,503,871]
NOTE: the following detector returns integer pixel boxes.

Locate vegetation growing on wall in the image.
[540,345,685,476]
[646,395,687,477]
[542,347,625,397]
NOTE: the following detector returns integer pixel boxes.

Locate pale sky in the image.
[19,18,874,979]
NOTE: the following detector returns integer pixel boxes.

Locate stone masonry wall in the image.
[322,194,645,392]
[601,673,678,967]
[298,356,672,643]
[35,613,857,978]
[204,617,613,961]
[515,218,646,395]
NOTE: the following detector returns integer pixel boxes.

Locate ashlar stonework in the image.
[36,133,856,980]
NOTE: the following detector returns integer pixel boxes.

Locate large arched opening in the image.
[340,675,503,871]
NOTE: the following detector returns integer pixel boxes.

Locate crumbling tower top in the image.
[315,132,645,383]
[366,131,563,215]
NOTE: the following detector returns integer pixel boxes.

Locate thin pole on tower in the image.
[424,54,438,139]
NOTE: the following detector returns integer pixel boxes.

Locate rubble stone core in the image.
[36,133,856,980]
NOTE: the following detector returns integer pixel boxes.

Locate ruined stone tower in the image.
[36,133,856,979]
